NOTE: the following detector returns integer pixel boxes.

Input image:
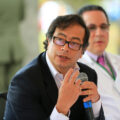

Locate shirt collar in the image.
[46,53,59,79]
[85,50,105,62]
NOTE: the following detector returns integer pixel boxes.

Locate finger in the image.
[80,90,93,96]
[75,79,82,86]
[92,94,100,103]
[70,70,79,84]
[80,81,95,90]
[83,94,100,103]
[64,68,74,83]
[83,95,92,102]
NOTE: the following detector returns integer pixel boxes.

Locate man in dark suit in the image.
[4,14,105,120]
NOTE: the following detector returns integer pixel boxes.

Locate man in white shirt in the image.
[4,14,104,120]
[77,5,120,120]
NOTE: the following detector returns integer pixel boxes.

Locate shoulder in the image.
[10,52,47,89]
[6,52,49,102]
[106,52,120,61]
[15,56,40,78]
[15,52,46,77]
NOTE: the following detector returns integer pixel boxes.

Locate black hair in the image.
[77,5,109,24]
[43,14,89,52]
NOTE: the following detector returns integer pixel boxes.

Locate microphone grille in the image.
[77,72,88,82]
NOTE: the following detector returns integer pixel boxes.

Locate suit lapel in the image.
[39,52,58,105]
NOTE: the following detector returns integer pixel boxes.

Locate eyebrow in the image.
[56,33,81,42]
[71,37,81,42]
[87,23,108,26]
[57,33,67,38]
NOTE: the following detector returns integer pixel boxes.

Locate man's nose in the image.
[61,43,69,51]
[95,27,103,35]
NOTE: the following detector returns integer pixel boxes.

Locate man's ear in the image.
[79,50,83,58]
[47,37,49,45]
[82,47,87,54]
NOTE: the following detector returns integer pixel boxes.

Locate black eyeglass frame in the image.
[52,36,83,51]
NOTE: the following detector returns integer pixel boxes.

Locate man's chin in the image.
[58,64,67,69]
[58,64,73,70]
[95,50,104,55]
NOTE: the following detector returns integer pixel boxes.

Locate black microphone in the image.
[77,72,95,120]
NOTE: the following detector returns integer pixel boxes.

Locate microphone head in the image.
[77,72,88,82]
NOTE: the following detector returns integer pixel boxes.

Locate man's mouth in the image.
[58,55,70,59]
[96,41,103,44]
[94,38,104,44]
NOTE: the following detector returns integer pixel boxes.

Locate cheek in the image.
[73,51,82,60]
[103,33,109,45]
[79,50,83,58]
[88,37,94,46]
[106,33,109,42]
[47,42,55,55]
[48,42,56,51]
[88,33,94,43]
[104,39,109,47]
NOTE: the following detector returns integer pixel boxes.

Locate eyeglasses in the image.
[52,36,83,51]
[87,23,110,32]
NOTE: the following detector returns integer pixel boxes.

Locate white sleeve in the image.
[50,107,69,120]
[92,98,102,118]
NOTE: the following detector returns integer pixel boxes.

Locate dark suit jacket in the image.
[4,52,105,120]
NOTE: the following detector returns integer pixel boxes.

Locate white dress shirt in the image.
[46,53,101,120]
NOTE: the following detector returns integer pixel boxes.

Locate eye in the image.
[55,37,64,42]
[53,36,65,45]
[70,42,80,46]
[100,24,109,30]
[88,25,96,31]
[69,41,81,50]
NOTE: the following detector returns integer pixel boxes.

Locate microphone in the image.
[77,72,95,120]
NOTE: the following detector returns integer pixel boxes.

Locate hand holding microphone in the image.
[78,72,100,120]
[56,68,82,115]
[56,68,100,119]
[78,73,100,103]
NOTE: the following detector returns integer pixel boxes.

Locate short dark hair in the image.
[77,5,109,24]
[43,14,89,52]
